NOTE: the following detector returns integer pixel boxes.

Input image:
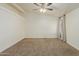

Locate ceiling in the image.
[17,3,79,17]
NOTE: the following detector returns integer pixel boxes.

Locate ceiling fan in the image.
[33,3,53,13]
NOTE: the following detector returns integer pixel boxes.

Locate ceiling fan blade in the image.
[40,3,45,8]
[34,3,40,6]
[33,9,38,10]
[40,3,44,5]
[47,3,52,6]
[46,8,53,11]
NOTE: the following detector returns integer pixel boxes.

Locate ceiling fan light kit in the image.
[33,3,53,13]
[40,8,47,13]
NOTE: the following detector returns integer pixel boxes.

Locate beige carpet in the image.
[1,38,79,56]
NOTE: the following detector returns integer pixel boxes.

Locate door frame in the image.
[57,15,66,42]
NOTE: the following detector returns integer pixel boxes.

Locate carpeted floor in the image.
[1,38,79,56]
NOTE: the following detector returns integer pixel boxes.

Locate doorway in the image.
[57,15,66,42]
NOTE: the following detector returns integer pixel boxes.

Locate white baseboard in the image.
[67,41,79,50]
[0,37,25,52]
[0,35,57,52]
[25,35,57,38]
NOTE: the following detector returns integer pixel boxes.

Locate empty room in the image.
[0,3,79,56]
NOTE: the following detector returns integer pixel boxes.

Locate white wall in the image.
[0,4,25,52]
[24,12,58,38]
[0,4,58,52]
[66,8,79,50]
